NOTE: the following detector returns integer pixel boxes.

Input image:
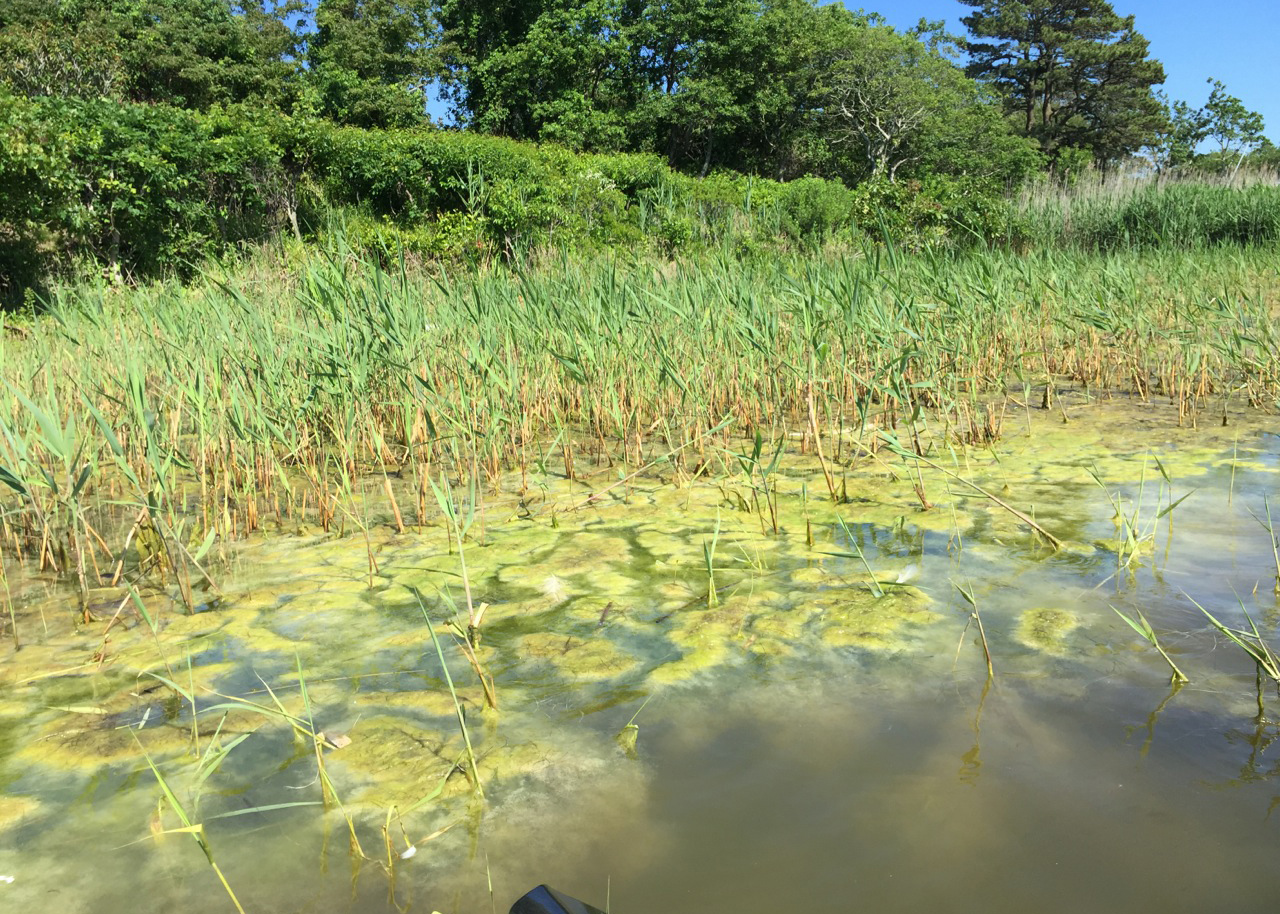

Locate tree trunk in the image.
[699,134,714,177]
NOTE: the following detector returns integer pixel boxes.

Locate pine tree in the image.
[961,0,1166,166]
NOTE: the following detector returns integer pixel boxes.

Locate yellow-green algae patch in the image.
[351,687,486,719]
[327,715,463,807]
[816,587,939,651]
[570,567,643,597]
[0,795,39,832]
[740,605,817,658]
[542,532,634,575]
[331,716,561,810]
[647,601,755,684]
[1016,608,1080,655]
[516,633,639,679]
[633,526,695,561]
[789,563,835,586]
[218,610,318,653]
[559,594,651,632]
[1,398,1275,867]
[745,605,816,643]
[655,577,705,608]
[646,640,733,685]
[17,714,198,770]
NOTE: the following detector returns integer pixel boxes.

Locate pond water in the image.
[2,399,1279,914]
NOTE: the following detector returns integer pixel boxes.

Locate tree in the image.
[0,1,305,110]
[119,1,304,109]
[622,0,768,174]
[824,24,955,182]
[438,0,791,174]
[307,0,438,128]
[807,13,1035,186]
[961,0,1166,166]
[1154,91,1208,169]
[436,0,632,147]
[1154,79,1265,173]
[1202,79,1264,157]
[1244,137,1280,172]
[0,2,127,100]
[433,0,1035,186]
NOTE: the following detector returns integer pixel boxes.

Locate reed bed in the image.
[1016,168,1280,251]
[1,239,1278,600]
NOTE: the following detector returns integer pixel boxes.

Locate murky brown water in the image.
[2,401,1279,913]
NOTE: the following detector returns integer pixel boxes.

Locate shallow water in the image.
[2,400,1280,913]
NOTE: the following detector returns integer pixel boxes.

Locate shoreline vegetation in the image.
[3,84,1279,300]
[4,3,1280,907]
[1,222,1277,613]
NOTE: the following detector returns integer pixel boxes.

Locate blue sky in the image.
[863,0,1278,142]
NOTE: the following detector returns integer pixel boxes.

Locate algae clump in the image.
[1016,608,1080,655]
[517,633,638,679]
[0,794,39,833]
[817,588,938,651]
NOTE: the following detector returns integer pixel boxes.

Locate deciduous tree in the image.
[308,0,438,127]
[0,1,305,110]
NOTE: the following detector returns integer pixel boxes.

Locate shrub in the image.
[776,176,856,247]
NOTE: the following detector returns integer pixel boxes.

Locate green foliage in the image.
[0,0,304,110]
[307,0,437,128]
[435,0,1031,188]
[1202,79,1265,156]
[1156,79,1266,175]
[0,74,1066,297]
[1245,139,1280,172]
[0,93,285,291]
[962,0,1167,166]
[774,177,856,248]
[437,0,630,147]
[7,36,1266,299]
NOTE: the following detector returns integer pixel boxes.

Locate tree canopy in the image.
[433,1,1036,184]
[961,0,1166,166]
[0,1,1062,187]
[1156,78,1266,173]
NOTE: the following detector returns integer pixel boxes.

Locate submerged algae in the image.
[17,711,196,770]
[817,587,940,651]
[0,398,1278,909]
[516,633,639,680]
[329,716,465,808]
[1015,608,1081,656]
[332,715,563,812]
[0,795,38,833]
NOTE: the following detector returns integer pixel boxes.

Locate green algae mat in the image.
[2,399,1280,914]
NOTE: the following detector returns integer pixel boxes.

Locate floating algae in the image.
[516,633,640,680]
[647,601,756,684]
[741,605,817,658]
[17,705,198,770]
[1015,608,1081,655]
[333,716,560,809]
[2,400,1280,914]
[329,715,468,808]
[352,687,486,720]
[544,531,634,574]
[817,586,939,651]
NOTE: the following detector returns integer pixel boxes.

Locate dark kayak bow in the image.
[509,884,607,914]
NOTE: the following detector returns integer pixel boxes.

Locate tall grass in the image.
[1,237,1279,597]
[1015,167,1280,251]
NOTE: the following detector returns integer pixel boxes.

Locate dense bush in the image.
[1,91,285,291]
[1,91,1022,297]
